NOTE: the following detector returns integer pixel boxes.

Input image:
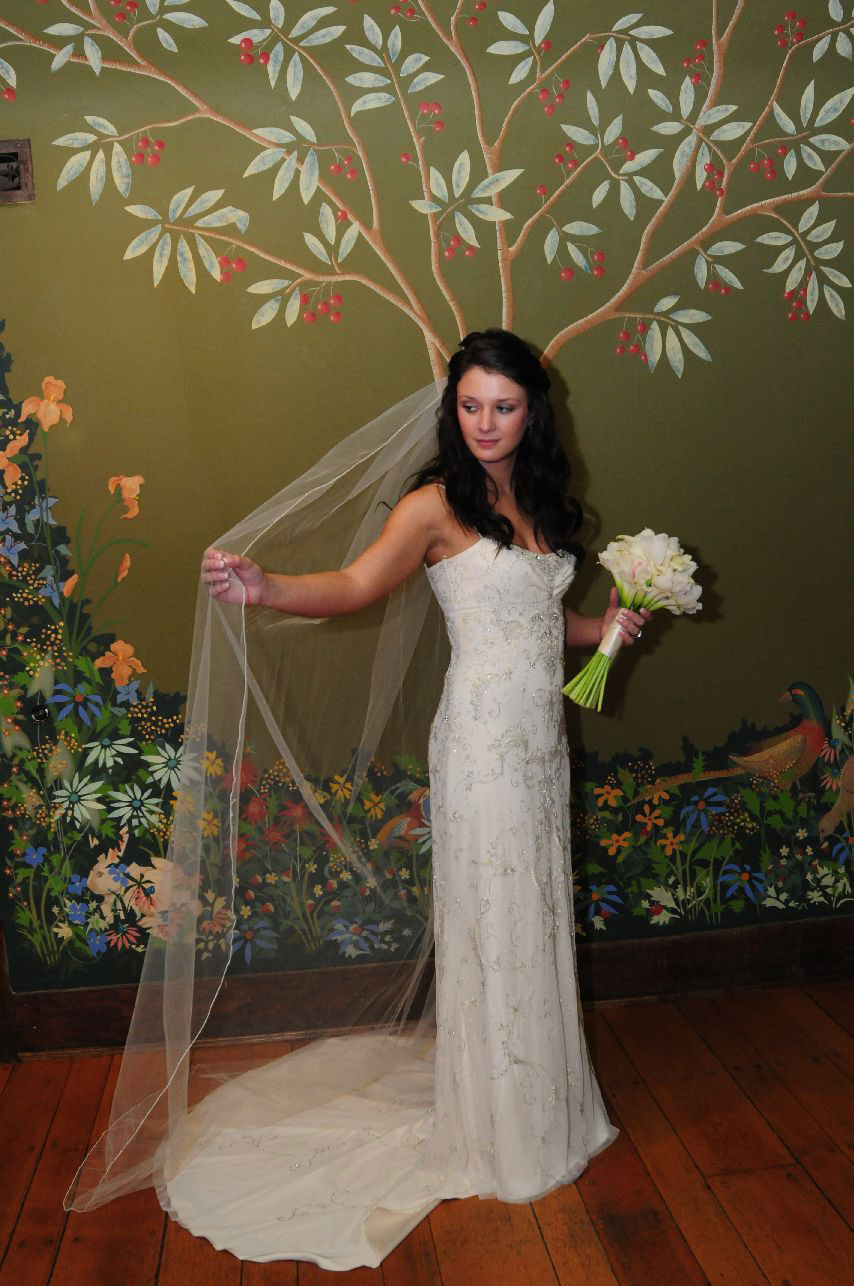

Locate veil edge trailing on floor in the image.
[64,379,451,1212]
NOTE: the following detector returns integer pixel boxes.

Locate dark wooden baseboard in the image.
[5,914,853,1058]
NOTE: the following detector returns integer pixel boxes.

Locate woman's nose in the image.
[479,409,494,433]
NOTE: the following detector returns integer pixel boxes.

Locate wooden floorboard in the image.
[2,981,852,1283]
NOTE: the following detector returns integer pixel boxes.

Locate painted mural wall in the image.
[0,0,852,992]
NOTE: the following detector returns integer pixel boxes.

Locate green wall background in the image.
[1,0,852,990]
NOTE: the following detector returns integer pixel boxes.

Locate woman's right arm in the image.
[202,485,443,617]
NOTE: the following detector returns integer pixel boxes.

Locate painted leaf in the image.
[83,37,102,76]
[772,102,796,134]
[351,92,395,113]
[454,211,479,248]
[164,11,207,26]
[195,206,250,232]
[291,116,317,142]
[168,186,194,219]
[645,319,663,371]
[185,189,225,219]
[693,253,708,289]
[401,53,429,76]
[670,308,711,324]
[300,25,345,47]
[157,27,179,52]
[226,0,262,17]
[634,174,665,200]
[806,272,819,313]
[598,38,617,89]
[813,34,831,61]
[467,204,514,222]
[763,245,796,273]
[111,143,131,198]
[591,179,610,208]
[338,223,359,261]
[619,41,637,95]
[561,125,597,145]
[347,72,391,87]
[628,25,672,38]
[652,121,684,134]
[807,219,836,242]
[125,203,162,219]
[56,151,91,190]
[300,149,319,203]
[648,88,672,112]
[829,0,844,19]
[270,0,285,24]
[707,241,744,255]
[253,126,295,144]
[363,13,382,48]
[800,79,815,127]
[497,11,529,35]
[51,44,76,73]
[285,50,302,97]
[635,41,665,76]
[429,166,448,202]
[54,132,98,147]
[177,236,196,293]
[89,149,106,204]
[562,221,601,236]
[303,232,331,263]
[698,104,737,126]
[265,41,284,90]
[0,57,17,89]
[345,44,385,67]
[470,169,522,198]
[252,296,282,329]
[318,202,336,244]
[565,242,590,273]
[487,40,529,55]
[836,31,853,60]
[44,23,84,35]
[410,199,441,213]
[653,294,680,312]
[387,24,402,63]
[784,257,806,293]
[665,326,684,377]
[783,148,797,180]
[619,148,661,173]
[679,326,712,362]
[820,265,852,288]
[124,224,162,260]
[152,233,172,286]
[713,264,742,289]
[679,75,695,119]
[247,278,291,294]
[695,141,710,191]
[289,7,335,39]
[613,14,643,32]
[510,59,533,87]
[814,241,843,259]
[285,289,301,326]
[809,133,847,151]
[604,114,623,147]
[619,179,636,219]
[408,71,444,92]
[452,151,470,199]
[544,226,559,264]
[672,133,694,177]
[823,285,846,318]
[587,91,599,128]
[755,230,792,244]
[533,1,554,46]
[194,234,221,281]
[244,147,284,176]
[709,120,751,140]
[799,143,825,171]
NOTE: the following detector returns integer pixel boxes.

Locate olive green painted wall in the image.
[2,0,851,765]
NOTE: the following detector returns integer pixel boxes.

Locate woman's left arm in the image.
[565,587,651,649]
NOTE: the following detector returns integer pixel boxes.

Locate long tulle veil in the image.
[65,381,447,1210]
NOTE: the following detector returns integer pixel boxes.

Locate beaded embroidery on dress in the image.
[159,537,617,1269]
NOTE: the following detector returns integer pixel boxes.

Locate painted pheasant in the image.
[728,682,828,788]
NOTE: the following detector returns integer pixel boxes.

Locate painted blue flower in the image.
[831,832,852,867]
[580,883,624,920]
[230,916,278,965]
[39,571,61,609]
[107,862,130,889]
[0,533,25,566]
[86,930,108,957]
[67,872,88,896]
[0,505,20,534]
[115,681,141,706]
[25,495,58,534]
[24,845,46,868]
[67,900,89,926]
[680,786,728,836]
[48,682,104,727]
[719,863,766,903]
[327,918,384,957]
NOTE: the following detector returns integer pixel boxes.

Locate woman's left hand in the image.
[601,587,652,645]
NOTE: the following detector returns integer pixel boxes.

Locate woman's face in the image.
[456,366,529,469]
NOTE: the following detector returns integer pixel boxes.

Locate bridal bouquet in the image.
[563,528,702,711]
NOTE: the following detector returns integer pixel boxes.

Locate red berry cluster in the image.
[217,254,247,284]
[328,153,359,181]
[301,290,344,324]
[773,10,807,47]
[417,100,444,132]
[538,78,571,116]
[389,5,418,16]
[443,234,477,259]
[707,275,732,296]
[131,136,166,166]
[682,38,708,84]
[108,0,138,21]
[747,146,787,180]
[552,140,579,172]
[614,320,649,360]
[466,1,488,26]
[702,160,726,197]
[237,36,271,66]
[2,87,15,103]
[615,134,636,162]
[783,272,813,321]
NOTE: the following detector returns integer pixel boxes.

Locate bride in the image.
[68,329,648,1269]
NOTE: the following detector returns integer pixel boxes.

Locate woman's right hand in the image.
[201,547,266,606]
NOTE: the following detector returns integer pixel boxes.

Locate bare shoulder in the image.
[388,481,447,540]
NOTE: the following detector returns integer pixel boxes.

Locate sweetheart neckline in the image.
[424,534,568,571]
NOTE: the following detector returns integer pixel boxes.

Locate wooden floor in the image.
[1,982,852,1285]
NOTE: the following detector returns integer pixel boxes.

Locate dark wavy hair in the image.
[405,329,583,561]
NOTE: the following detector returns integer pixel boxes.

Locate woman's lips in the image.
[476,438,498,445]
